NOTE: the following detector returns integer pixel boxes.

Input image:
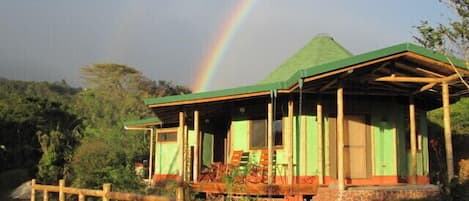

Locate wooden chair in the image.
[224,150,250,183]
[246,149,276,184]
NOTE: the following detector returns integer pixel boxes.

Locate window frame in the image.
[249,118,284,150]
[156,128,178,143]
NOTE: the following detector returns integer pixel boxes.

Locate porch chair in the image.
[246,149,276,184]
[225,150,250,183]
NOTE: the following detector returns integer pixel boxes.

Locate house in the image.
[125,35,469,200]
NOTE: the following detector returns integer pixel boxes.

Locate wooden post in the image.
[175,187,184,201]
[149,128,154,182]
[184,125,190,182]
[42,190,48,201]
[178,111,185,181]
[102,183,111,201]
[59,179,65,201]
[193,110,200,182]
[317,97,324,184]
[409,96,417,184]
[337,85,345,191]
[267,101,273,184]
[442,82,454,181]
[31,179,36,201]
[287,98,294,185]
[78,193,85,201]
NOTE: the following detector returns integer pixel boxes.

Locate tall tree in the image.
[71,64,190,191]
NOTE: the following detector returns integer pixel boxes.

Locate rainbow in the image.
[192,0,257,92]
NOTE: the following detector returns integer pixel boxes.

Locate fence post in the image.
[102,183,111,201]
[176,187,184,201]
[59,180,65,201]
[31,179,36,201]
[43,190,48,201]
[78,193,85,201]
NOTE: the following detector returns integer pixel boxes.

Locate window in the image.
[249,119,283,149]
[250,119,267,148]
[273,119,283,146]
[157,128,177,142]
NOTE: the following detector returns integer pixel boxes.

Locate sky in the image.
[0,0,454,92]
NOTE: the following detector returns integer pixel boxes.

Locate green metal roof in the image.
[260,35,353,84]
[124,117,161,128]
[145,42,467,107]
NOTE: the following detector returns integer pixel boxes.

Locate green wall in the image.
[154,129,213,175]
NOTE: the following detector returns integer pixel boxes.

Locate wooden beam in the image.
[442,82,455,181]
[375,76,440,83]
[406,52,469,75]
[303,53,406,84]
[413,82,438,94]
[287,98,294,185]
[441,73,462,82]
[319,79,337,92]
[267,101,273,185]
[148,91,270,108]
[452,89,469,97]
[193,110,199,182]
[178,111,185,180]
[416,67,445,78]
[409,97,417,184]
[337,84,345,191]
[317,97,324,184]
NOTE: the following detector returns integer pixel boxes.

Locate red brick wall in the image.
[314,185,439,201]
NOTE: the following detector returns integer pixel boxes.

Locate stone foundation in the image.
[314,185,439,201]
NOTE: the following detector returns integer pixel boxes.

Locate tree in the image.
[414,0,469,62]
[0,79,81,181]
[71,64,190,191]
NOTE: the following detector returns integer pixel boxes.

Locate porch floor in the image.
[191,182,319,196]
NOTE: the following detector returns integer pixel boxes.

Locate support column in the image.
[337,85,345,190]
[178,111,185,181]
[317,97,324,184]
[287,98,294,185]
[193,110,200,182]
[442,82,454,181]
[409,97,417,184]
[267,100,273,185]
[149,128,154,182]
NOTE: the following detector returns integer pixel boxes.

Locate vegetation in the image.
[0,64,190,193]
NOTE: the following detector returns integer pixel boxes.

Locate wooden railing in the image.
[31,179,183,201]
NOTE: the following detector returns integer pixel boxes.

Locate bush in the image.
[70,138,144,192]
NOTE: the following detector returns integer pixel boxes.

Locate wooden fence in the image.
[31,179,184,201]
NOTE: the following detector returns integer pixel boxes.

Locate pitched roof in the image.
[260,35,352,84]
[145,42,468,107]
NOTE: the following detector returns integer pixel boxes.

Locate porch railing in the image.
[30,179,182,201]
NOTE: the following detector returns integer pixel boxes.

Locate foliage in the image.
[70,63,191,192]
[0,79,81,180]
[414,0,469,60]
[70,138,144,192]
[0,63,191,192]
